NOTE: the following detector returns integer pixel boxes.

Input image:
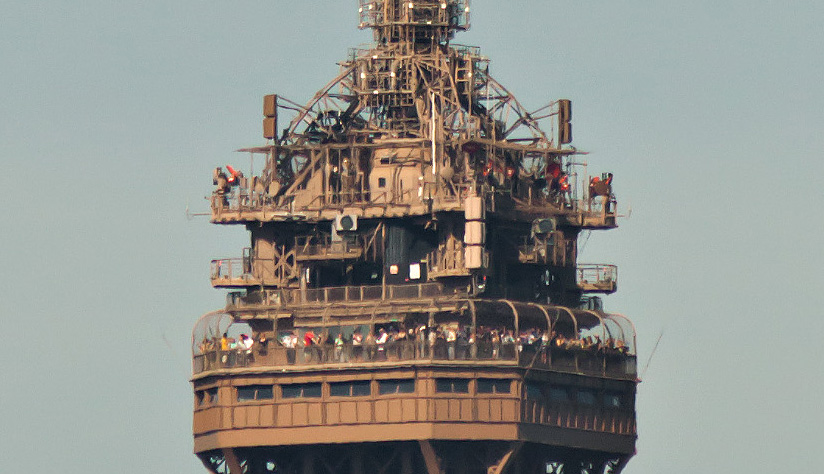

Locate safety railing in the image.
[193,340,637,380]
[303,282,446,304]
[427,246,470,278]
[210,251,255,286]
[576,264,618,294]
[294,239,364,261]
[522,399,636,436]
[210,179,617,226]
[225,282,461,311]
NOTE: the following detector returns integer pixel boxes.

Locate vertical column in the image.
[464,193,485,270]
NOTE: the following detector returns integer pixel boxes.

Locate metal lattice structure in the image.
[193,2,636,473]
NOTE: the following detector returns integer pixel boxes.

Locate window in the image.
[477,379,511,394]
[281,383,322,399]
[237,385,274,402]
[604,392,622,409]
[378,379,415,395]
[436,378,470,393]
[330,381,372,397]
[576,390,596,406]
[378,177,387,188]
[196,390,206,406]
[548,387,569,403]
[205,387,219,405]
[525,382,543,400]
[409,263,421,280]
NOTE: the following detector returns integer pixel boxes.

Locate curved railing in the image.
[192,340,636,380]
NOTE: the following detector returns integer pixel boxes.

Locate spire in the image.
[358,0,470,47]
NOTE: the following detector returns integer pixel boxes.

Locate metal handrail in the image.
[192,341,637,380]
[576,264,618,286]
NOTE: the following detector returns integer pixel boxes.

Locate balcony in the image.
[294,238,364,262]
[573,197,618,229]
[577,264,618,294]
[210,249,259,288]
[226,282,460,313]
[192,339,637,381]
[192,308,637,380]
[427,246,472,278]
[517,237,575,267]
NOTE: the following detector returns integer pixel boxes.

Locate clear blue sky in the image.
[1,1,822,472]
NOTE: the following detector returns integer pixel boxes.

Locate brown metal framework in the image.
[193,2,635,473]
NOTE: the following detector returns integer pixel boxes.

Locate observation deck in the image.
[209,180,618,230]
[192,307,637,460]
[192,1,636,472]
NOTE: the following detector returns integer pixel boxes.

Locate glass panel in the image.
[237,386,257,402]
[549,387,568,402]
[477,379,495,394]
[379,379,415,395]
[379,380,398,395]
[435,379,453,393]
[330,382,351,397]
[281,385,300,399]
[525,382,543,400]
[604,392,622,408]
[452,379,469,393]
[577,390,596,405]
[257,386,274,400]
[351,381,371,397]
[302,383,322,398]
[493,380,511,394]
[478,379,511,394]
[397,379,415,393]
[435,378,469,393]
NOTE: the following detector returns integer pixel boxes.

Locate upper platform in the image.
[209,150,617,230]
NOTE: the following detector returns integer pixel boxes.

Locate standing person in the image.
[468,328,477,360]
[352,329,363,361]
[257,333,268,357]
[376,328,389,360]
[334,333,345,362]
[365,330,376,361]
[304,329,315,363]
[282,331,297,364]
[394,327,407,359]
[416,325,427,358]
[446,327,457,360]
[428,327,438,359]
[239,334,254,365]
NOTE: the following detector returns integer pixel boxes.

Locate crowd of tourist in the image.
[197,323,630,371]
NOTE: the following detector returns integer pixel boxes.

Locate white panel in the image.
[465,245,483,269]
[409,263,421,280]
[464,196,484,220]
[464,221,485,245]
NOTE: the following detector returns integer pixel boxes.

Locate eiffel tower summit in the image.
[191,2,637,472]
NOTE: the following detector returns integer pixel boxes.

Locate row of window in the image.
[197,379,629,410]
[197,378,509,406]
[526,382,627,409]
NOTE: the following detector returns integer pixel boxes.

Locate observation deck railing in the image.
[193,340,636,380]
[226,282,459,310]
[210,250,256,287]
[427,246,471,278]
[209,184,616,229]
[577,264,618,294]
[294,240,363,261]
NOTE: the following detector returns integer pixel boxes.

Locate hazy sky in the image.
[2,1,823,472]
